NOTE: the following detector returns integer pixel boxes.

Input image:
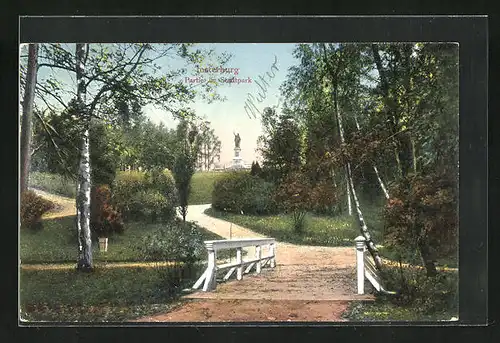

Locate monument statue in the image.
[234,132,241,149]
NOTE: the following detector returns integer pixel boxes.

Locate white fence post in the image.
[255,245,262,273]
[236,247,243,280]
[355,236,366,295]
[194,238,277,291]
[270,243,276,268]
[203,248,217,291]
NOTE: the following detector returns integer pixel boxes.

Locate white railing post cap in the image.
[355,236,366,249]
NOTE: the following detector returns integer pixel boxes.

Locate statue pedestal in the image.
[231,147,244,169]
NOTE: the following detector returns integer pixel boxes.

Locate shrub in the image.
[380,265,458,315]
[383,171,458,276]
[130,189,177,223]
[90,185,124,239]
[112,170,178,222]
[20,191,55,230]
[212,171,277,215]
[138,219,206,264]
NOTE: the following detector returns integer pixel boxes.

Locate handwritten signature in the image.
[244,55,279,119]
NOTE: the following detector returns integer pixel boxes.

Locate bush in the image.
[212,171,277,215]
[20,191,55,230]
[112,170,178,222]
[129,189,177,223]
[383,171,458,276]
[90,185,124,239]
[138,219,206,264]
[380,265,458,315]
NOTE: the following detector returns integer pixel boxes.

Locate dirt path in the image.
[30,188,76,219]
[135,204,372,322]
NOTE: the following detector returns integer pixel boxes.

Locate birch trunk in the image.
[334,92,383,269]
[20,44,38,193]
[75,43,93,271]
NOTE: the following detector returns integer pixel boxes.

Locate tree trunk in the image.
[20,44,39,193]
[418,239,438,277]
[346,162,384,269]
[346,175,352,215]
[75,43,93,271]
[333,81,383,269]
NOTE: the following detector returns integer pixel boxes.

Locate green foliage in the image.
[258,110,303,183]
[273,171,340,232]
[90,185,124,238]
[130,189,177,223]
[379,266,458,315]
[138,219,206,264]
[195,122,221,171]
[32,105,123,186]
[20,191,55,230]
[250,161,263,177]
[112,170,178,222]
[172,120,199,221]
[212,171,277,215]
[29,172,76,198]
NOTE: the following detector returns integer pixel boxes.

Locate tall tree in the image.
[20,44,39,192]
[173,119,199,221]
[320,43,383,269]
[195,121,221,171]
[75,43,93,270]
[258,107,303,183]
[28,43,231,270]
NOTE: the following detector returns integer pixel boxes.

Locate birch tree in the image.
[28,43,231,270]
[320,43,384,269]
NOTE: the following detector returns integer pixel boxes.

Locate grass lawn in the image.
[188,171,229,205]
[20,264,203,322]
[29,172,77,198]
[20,215,229,264]
[204,207,380,247]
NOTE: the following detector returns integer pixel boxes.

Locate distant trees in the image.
[195,121,221,171]
[257,107,303,183]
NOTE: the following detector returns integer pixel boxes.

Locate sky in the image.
[145,43,299,165]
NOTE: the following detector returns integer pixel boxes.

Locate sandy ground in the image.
[134,299,353,322]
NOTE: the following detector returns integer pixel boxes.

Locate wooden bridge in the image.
[184,237,379,302]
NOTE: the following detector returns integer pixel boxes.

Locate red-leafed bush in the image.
[90,185,124,239]
[383,171,458,275]
[20,191,55,230]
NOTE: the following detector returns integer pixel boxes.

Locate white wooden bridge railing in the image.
[355,236,395,295]
[192,238,277,292]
